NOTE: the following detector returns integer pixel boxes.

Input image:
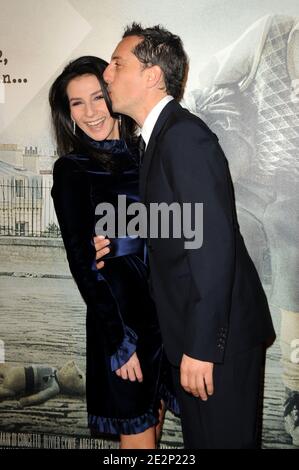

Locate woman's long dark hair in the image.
[49,56,136,170]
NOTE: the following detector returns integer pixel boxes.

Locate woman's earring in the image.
[118,115,122,132]
[72,119,76,135]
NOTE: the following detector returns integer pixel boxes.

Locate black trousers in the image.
[172,345,265,449]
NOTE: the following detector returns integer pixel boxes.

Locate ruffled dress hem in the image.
[88,384,180,436]
[88,409,158,435]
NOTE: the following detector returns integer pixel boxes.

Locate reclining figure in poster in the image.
[0,360,85,407]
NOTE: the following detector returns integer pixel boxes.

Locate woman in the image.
[49,56,177,449]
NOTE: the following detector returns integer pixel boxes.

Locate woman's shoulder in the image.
[53,152,90,175]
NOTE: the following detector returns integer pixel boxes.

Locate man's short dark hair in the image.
[123,23,188,100]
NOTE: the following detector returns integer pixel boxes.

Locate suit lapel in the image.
[139,100,179,201]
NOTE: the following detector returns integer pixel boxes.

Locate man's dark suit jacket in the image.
[140,99,275,366]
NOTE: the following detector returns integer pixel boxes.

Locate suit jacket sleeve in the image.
[162,119,236,363]
[51,156,125,355]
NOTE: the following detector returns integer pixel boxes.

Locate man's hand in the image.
[115,352,143,382]
[180,354,214,400]
[94,235,111,269]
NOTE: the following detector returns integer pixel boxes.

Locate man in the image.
[185,14,299,447]
[95,23,275,448]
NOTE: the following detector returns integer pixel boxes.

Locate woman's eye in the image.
[94,95,104,101]
[71,101,81,106]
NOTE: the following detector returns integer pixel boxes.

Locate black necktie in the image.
[138,135,146,167]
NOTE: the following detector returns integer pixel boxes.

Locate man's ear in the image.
[146,65,164,89]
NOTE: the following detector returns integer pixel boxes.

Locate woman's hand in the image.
[115,352,143,382]
[94,235,110,269]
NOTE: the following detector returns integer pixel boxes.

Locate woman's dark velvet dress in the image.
[51,139,177,435]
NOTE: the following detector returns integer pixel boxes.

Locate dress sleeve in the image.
[51,156,125,355]
[110,325,138,371]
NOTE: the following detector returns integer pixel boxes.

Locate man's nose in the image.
[104,64,113,83]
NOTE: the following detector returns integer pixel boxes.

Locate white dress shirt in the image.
[141,95,174,148]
